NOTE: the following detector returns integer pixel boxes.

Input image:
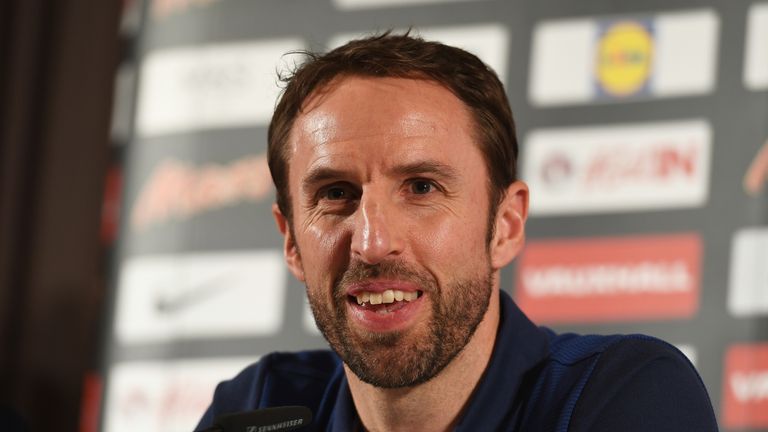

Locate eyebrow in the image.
[301,167,349,194]
[301,160,461,193]
[388,160,461,182]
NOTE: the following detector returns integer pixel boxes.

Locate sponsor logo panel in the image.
[136,39,304,137]
[103,357,253,432]
[744,3,768,90]
[329,23,510,82]
[152,0,222,20]
[114,251,285,343]
[728,227,768,317]
[723,344,768,429]
[129,154,273,233]
[523,120,711,216]
[333,0,489,10]
[743,138,768,195]
[515,233,701,323]
[529,9,718,106]
[652,10,719,96]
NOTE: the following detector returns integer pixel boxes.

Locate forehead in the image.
[287,76,479,166]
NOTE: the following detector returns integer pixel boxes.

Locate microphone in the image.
[200,406,313,432]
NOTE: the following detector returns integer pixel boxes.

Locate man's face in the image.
[279,76,498,388]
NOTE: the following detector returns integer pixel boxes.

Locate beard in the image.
[306,259,493,389]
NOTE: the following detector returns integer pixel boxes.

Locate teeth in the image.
[355,289,419,305]
[370,293,383,305]
[382,290,394,303]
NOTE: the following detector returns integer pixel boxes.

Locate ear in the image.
[489,181,529,270]
[272,203,305,282]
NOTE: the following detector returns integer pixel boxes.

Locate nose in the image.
[350,192,404,264]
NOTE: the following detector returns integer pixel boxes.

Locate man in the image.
[196,33,718,431]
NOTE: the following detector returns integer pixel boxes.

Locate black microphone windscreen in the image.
[213,406,313,432]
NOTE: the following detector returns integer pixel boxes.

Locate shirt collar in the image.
[454,290,550,430]
[329,290,549,431]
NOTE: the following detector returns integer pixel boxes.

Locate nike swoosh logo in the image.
[154,271,236,315]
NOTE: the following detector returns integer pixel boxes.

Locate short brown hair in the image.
[268,31,518,225]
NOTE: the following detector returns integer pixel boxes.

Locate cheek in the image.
[300,223,350,289]
[308,223,341,252]
[411,211,487,272]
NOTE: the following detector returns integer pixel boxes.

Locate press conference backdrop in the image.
[101,0,768,430]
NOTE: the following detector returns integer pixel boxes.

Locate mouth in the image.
[348,289,423,312]
[345,282,425,331]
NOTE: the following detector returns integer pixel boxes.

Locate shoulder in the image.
[547,333,718,432]
[545,332,696,370]
[194,350,343,431]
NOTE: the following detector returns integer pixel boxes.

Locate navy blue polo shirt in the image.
[195,291,718,431]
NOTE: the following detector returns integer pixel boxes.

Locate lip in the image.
[346,289,425,333]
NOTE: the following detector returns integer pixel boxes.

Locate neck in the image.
[344,288,501,432]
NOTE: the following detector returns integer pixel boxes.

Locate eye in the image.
[318,183,358,202]
[325,186,348,200]
[410,180,435,195]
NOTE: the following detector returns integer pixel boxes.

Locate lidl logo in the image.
[529,9,719,106]
[595,20,654,98]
